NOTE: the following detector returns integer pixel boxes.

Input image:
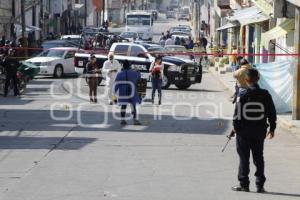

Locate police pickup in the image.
[74,42,202,90]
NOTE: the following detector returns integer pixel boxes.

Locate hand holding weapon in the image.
[221,130,236,153]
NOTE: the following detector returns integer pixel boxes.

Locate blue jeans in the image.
[152,78,162,101]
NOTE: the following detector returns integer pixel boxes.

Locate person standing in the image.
[233,58,252,96]
[3,49,20,97]
[114,60,142,126]
[186,36,194,50]
[150,56,164,105]
[86,55,101,103]
[165,37,174,46]
[102,53,121,105]
[232,68,277,193]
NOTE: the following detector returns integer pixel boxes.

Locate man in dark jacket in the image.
[3,49,20,97]
[232,68,277,193]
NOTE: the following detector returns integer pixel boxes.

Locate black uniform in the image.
[233,84,277,189]
[86,61,100,102]
[3,56,20,96]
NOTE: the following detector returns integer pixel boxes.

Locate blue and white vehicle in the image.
[74,43,202,90]
[126,11,153,41]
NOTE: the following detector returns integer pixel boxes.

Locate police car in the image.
[74,43,202,90]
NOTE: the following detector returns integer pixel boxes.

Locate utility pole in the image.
[39,0,44,41]
[84,0,87,26]
[21,0,28,57]
[102,0,105,24]
[293,7,300,119]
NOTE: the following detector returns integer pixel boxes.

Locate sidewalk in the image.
[208,66,300,138]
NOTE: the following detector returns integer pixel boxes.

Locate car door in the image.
[129,45,152,80]
[64,50,76,73]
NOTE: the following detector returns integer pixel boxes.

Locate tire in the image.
[162,75,171,89]
[54,65,64,78]
[175,83,191,90]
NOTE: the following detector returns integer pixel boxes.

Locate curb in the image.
[208,67,299,136]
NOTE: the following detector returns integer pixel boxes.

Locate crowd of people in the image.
[85,53,165,126]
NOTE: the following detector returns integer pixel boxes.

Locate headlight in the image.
[168,65,181,72]
[43,62,52,66]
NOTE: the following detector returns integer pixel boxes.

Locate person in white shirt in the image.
[102,53,121,104]
[165,37,174,46]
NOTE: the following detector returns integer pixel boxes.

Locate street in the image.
[0,14,300,200]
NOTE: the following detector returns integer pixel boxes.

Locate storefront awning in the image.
[261,19,295,48]
[217,21,239,31]
[228,6,270,25]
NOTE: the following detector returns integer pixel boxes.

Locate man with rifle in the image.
[231,68,277,193]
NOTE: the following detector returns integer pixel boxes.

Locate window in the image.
[130,46,146,57]
[65,51,75,59]
[115,45,129,55]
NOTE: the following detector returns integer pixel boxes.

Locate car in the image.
[61,35,81,45]
[177,25,192,31]
[119,31,139,42]
[169,26,191,36]
[24,47,78,78]
[41,40,79,50]
[166,11,176,19]
[171,31,190,42]
[178,12,190,21]
[164,45,195,61]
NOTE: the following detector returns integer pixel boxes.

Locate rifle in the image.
[221,130,236,153]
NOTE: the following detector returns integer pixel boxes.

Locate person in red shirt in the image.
[150,56,164,105]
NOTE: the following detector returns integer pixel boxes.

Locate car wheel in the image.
[162,75,171,89]
[54,65,64,78]
[175,83,191,90]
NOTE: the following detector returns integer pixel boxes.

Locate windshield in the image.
[121,32,138,38]
[127,15,151,26]
[147,46,165,53]
[165,46,186,52]
[39,49,65,58]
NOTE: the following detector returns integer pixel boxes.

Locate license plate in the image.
[190,77,195,81]
[78,61,84,67]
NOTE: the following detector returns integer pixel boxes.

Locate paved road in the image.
[1,71,300,200]
[0,18,300,200]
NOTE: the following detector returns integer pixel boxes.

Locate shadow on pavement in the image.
[0,109,230,135]
[0,136,97,150]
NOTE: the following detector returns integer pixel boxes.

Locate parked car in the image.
[178,12,190,21]
[119,31,139,42]
[61,35,81,45]
[24,47,78,78]
[169,26,191,36]
[171,31,190,43]
[166,11,176,19]
[75,42,202,90]
[164,45,195,61]
[41,40,79,50]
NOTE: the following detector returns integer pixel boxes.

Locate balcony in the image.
[217,0,231,9]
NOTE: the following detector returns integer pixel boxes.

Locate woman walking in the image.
[115,60,142,126]
[86,55,101,103]
[150,56,164,105]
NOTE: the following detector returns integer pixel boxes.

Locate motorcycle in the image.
[0,61,40,95]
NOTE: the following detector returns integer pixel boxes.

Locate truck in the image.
[74,42,202,90]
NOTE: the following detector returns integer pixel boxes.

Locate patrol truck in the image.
[74,42,202,90]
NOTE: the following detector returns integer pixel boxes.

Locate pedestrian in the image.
[174,37,181,45]
[180,38,186,47]
[166,30,171,39]
[159,32,165,41]
[86,55,101,103]
[114,60,142,126]
[102,53,121,105]
[200,35,208,50]
[159,36,166,46]
[232,68,277,193]
[186,36,194,49]
[165,37,174,46]
[3,49,20,97]
[230,48,239,72]
[233,58,252,97]
[150,56,164,105]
